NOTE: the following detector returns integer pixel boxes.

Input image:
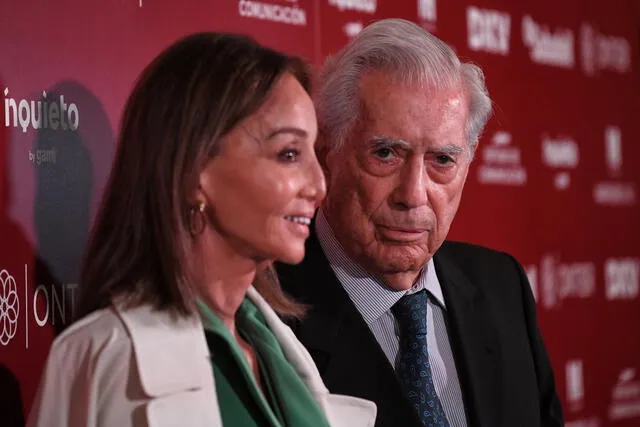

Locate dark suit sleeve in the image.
[507,254,564,426]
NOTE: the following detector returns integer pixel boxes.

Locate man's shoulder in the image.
[438,240,513,262]
[437,240,524,279]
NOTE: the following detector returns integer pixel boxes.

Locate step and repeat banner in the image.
[1,0,639,425]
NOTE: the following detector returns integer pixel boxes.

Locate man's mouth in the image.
[376,225,429,242]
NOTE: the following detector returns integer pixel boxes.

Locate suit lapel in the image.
[434,250,503,427]
[277,230,423,427]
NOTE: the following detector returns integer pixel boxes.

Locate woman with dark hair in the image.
[27,33,376,427]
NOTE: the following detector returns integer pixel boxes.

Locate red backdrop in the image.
[1,1,639,426]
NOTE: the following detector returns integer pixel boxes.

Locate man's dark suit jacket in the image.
[276,227,564,427]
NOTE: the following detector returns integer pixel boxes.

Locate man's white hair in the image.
[315,18,492,155]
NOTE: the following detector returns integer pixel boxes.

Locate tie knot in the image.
[391,289,428,336]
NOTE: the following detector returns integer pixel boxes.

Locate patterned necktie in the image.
[391,289,450,427]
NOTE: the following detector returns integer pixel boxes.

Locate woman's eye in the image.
[278,149,299,162]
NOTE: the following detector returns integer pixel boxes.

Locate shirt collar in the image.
[315,208,446,326]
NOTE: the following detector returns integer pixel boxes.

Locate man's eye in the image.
[278,149,299,162]
[373,148,394,160]
[436,155,454,165]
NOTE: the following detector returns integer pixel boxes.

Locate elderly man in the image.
[276,19,563,427]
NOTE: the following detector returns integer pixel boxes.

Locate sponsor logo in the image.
[28,148,57,166]
[0,265,77,349]
[328,0,377,14]
[540,254,596,309]
[4,88,80,133]
[541,134,579,191]
[605,258,639,300]
[343,21,363,39]
[593,126,636,206]
[565,418,600,427]
[418,0,437,32]
[604,126,622,177]
[609,368,640,420]
[238,0,307,26]
[593,182,636,206]
[466,6,511,55]
[566,360,585,412]
[0,270,19,346]
[522,15,574,68]
[477,131,527,186]
[580,23,631,76]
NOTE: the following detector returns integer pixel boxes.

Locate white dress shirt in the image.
[316,209,468,427]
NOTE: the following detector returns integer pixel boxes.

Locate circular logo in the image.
[0,269,19,346]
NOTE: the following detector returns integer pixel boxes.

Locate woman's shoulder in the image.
[29,307,149,426]
[48,307,131,363]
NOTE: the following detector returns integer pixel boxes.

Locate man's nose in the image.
[391,160,429,210]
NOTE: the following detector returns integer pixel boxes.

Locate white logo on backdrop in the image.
[466,6,511,55]
[477,131,527,186]
[522,15,574,68]
[566,359,585,412]
[605,258,640,301]
[0,269,19,346]
[328,0,377,14]
[565,418,600,427]
[540,255,595,309]
[541,134,579,191]
[605,126,623,177]
[238,0,307,26]
[418,0,437,31]
[593,126,636,206]
[0,265,78,349]
[418,0,437,21]
[343,21,364,39]
[4,88,80,134]
[580,23,631,76]
[609,368,640,420]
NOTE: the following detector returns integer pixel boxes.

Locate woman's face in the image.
[197,73,325,265]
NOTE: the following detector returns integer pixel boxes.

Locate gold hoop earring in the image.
[188,201,206,237]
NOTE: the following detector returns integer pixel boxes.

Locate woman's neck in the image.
[199,270,255,333]
[191,229,271,333]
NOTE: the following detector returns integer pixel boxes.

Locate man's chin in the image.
[367,246,432,273]
[368,256,431,278]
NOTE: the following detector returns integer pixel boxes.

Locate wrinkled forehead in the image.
[356,71,469,121]
[347,72,470,150]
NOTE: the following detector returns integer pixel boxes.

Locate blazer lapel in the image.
[277,230,422,427]
[434,250,503,427]
[115,304,223,427]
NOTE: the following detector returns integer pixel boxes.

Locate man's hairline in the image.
[323,69,475,159]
